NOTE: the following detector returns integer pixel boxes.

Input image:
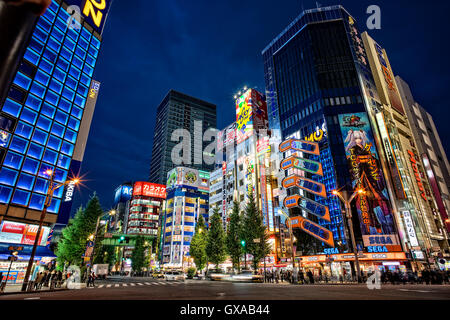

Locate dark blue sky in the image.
[72,0,450,212]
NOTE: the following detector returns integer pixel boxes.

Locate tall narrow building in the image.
[149,90,217,185]
[0,0,111,271]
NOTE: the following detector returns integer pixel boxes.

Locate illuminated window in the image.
[0,185,13,203]
[29,193,45,210]
[0,168,18,186]
[17,173,35,191]
[11,189,30,206]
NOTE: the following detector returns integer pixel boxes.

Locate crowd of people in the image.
[258,267,450,285]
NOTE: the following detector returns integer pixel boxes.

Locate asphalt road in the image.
[0,278,449,300]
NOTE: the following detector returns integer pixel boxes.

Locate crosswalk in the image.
[89,281,186,289]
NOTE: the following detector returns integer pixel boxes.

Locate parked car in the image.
[164,271,185,281]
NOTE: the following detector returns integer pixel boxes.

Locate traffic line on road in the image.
[137,283,143,286]
[130,283,135,286]
[145,282,151,285]
[98,285,104,288]
[398,289,432,293]
[115,284,119,287]
[107,284,112,288]
[123,284,128,287]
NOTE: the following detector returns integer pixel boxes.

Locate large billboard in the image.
[236,89,268,144]
[65,0,113,36]
[113,184,133,205]
[166,167,209,192]
[133,182,166,199]
[0,221,51,246]
[338,112,396,236]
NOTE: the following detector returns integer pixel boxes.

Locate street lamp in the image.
[331,188,365,283]
[277,210,296,271]
[21,170,80,291]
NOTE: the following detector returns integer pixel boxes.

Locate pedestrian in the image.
[91,272,96,287]
[307,270,314,284]
[298,269,305,284]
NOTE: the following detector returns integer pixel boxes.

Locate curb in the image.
[0,288,69,296]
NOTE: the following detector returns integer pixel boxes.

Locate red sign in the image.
[407,150,426,201]
[133,182,166,199]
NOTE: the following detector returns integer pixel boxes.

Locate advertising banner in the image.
[280,155,323,176]
[283,195,330,221]
[290,216,334,247]
[0,221,50,246]
[281,175,327,198]
[338,112,396,236]
[65,0,113,36]
[133,182,166,199]
[279,139,320,155]
[114,185,133,205]
[402,211,419,247]
[236,90,253,144]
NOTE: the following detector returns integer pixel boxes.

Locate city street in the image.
[0,278,449,300]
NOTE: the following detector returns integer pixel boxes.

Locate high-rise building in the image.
[361,32,448,266]
[110,182,133,233]
[262,6,410,275]
[396,76,450,237]
[0,0,111,282]
[161,167,209,268]
[149,90,217,185]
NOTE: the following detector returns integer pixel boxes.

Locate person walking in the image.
[307,270,314,284]
[298,269,305,284]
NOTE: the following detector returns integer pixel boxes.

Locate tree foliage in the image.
[241,190,271,273]
[189,214,208,272]
[226,201,243,272]
[131,235,146,273]
[206,207,227,270]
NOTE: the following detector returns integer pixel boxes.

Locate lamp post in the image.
[21,170,80,291]
[278,210,296,270]
[331,188,365,283]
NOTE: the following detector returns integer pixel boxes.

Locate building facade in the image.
[161,167,209,268]
[149,90,217,185]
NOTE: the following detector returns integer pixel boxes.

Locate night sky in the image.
[72,0,450,213]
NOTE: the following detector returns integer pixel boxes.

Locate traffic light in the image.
[118,236,125,243]
[241,240,246,247]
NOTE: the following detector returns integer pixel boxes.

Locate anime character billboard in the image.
[338,112,395,236]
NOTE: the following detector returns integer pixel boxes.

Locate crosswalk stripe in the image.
[145,282,151,285]
[98,285,104,288]
[130,283,135,286]
[123,284,128,287]
[107,284,111,288]
[137,283,143,286]
[115,284,119,287]
[153,282,161,285]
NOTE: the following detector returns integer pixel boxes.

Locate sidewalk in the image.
[0,283,68,295]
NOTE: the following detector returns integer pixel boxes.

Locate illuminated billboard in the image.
[338,112,396,236]
[290,216,334,247]
[0,221,51,246]
[166,167,209,192]
[113,184,133,205]
[133,182,166,199]
[236,89,268,144]
[65,0,112,35]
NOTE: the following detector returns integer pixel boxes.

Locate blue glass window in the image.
[47,36,61,53]
[0,185,13,203]
[54,168,68,183]
[29,193,45,210]
[24,48,40,66]
[61,141,74,156]
[78,36,89,50]
[72,55,83,69]
[64,129,77,143]
[0,168,18,186]
[49,79,63,95]
[68,117,80,131]
[29,37,44,55]
[60,46,73,61]
[81,27,91,41]
[33,178,49,194]
[36,115,52,131]
[22,158,39,175]
[57,154,71,169]
[20,107,38,125]
[30,81,46,99]
[11,189,30,206]
[67,28,79,42]
[43,148,58,165]
[55,110,68,125]
[9,136,28,153]
[56,56,69,72]
[62,86,75,101]
[58,98,71,113]
[41,102,56,118]
[71,106,82,119]
[17,173,35,191]
[53,185,64,198]
[42,6,56,22]
[47,135,62,151]
[88,44,98,58]
[48,198,61,214]
[2,98,22,117]
[75,47,86,60]
[51,122,65,138]
[65,76,77,91]
[74,94,85,108]
[45,89,60,106]
[35,70,50,86]
[53,67,66,83]
[39,58,54,74]
[32,129,48,145]
[91,36,100,49]
[57,7,70,21]
[85,54,96,67]
[69,66,81,80]
[33,25,48,43]
[80,74,91,87]
[64,37,76,51]
[3,152,23,170]
[43,47,57,63]
[51,26,64,42]
[15,121,33,139]
[48,0,58,12]
[13,72,32,91]
[54,17,67,33]
[37,16,52,32]
[27,142,44,159]
[38,163,54,178]
[77,84,88,97]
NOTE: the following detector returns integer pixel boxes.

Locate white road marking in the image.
[24,297,40,300]
[98,285,104,288]
[130,283,135,286]
[122,284,128,287]
[115,284,119,287]
[107,284,112,288]
[398,289,431,293]
[145,282,151,285]
[136,283,143,286]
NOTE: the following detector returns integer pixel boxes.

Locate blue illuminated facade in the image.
[0,0,103,218]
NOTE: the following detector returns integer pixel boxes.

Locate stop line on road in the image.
[91,281,186,289]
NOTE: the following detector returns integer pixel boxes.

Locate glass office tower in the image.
[0,0,110,226]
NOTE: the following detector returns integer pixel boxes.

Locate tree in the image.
[226,201,243,273]
[131,235,146,274]
[206,207,227,271]
[242,190,271,273]
[189,214,207,272]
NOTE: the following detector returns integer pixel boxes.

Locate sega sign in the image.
[363,235,399,247]
[367,246,389,253]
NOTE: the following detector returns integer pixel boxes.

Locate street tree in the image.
[242,190,271,273]
[226,201,243,273]
[131,235,146,274]
[206,207,227,271]
[189,214,208,272]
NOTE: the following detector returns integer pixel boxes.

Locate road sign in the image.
[283,195,330,221]
[280,155,323,176]
[281,175,327,198]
